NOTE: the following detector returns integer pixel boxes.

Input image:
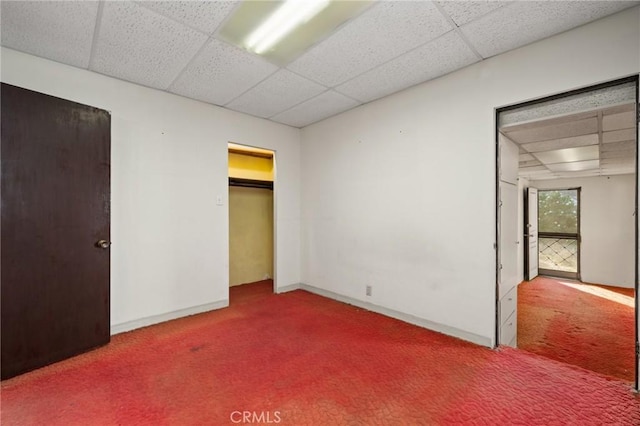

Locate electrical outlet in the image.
[365,285,372,297]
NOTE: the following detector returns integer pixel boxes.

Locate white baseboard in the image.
[276,283,301,293]
[110,299,229,335]
[299,284,492,348]
[110,286,493,347]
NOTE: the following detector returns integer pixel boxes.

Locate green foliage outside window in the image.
[538,189,578,234]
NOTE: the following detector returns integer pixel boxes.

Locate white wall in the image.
[301,7,640,346]
[1,48,301,332]
[531,175,635,288]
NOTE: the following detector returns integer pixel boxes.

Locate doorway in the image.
[495,76,639,389]
[228,143,276,299]
[538,188,581,280]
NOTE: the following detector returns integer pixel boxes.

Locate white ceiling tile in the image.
[461,1,638,58]
[519,165,548,172]
[170,38,278,106]
[0,1,99,68]
[520,159,542,168]
[92,2,207,90]
[288,1,452,87]
[437,1,511,26]
[226,70,326,119]
[602,110,636,131]
[519,153,535,161]
[602,103,635,116]
[137,1,237,34]
[603,128,636,143]
[518,168,554,179]
[335,31,478,103]
[601,150,634,160]
[601,140,636,153]
[601,157,635,166]
[533,145,599,165]
[271,91,360,128]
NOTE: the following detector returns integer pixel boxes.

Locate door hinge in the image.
[636,341,640,357]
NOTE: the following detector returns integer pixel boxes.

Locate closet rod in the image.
[228,177,273,190]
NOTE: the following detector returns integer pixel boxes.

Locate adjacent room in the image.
[1,1,639,424]
[497,79,637,383]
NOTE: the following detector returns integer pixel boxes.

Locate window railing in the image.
[538,233,579,279]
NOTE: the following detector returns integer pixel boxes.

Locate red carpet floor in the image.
[518,276,636,383]
[2,280,639,425]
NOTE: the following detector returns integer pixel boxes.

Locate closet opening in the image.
[228,143,276,302]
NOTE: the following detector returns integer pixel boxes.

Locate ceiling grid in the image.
[1,0,638,128]
[502,100,636,180]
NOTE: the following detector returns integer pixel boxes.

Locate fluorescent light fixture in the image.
[219,1,372,66]
[533,145,599,165]
[546,159,600,172]
[245,0,331,54]
[521,134,599,153]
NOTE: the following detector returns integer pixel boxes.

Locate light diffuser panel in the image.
[546,160,600,172]
[533,145,599,165]
[218,1,372,66]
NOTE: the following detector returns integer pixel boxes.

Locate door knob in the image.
[95,240,111,249]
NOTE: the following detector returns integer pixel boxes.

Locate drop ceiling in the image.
[501,100,637,180]
[1,1,638,128]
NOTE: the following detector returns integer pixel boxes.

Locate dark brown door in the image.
[1,84,111,380]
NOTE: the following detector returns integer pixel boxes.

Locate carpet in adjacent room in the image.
[518,276,635,382]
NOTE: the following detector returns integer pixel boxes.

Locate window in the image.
[538,188,580,279]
